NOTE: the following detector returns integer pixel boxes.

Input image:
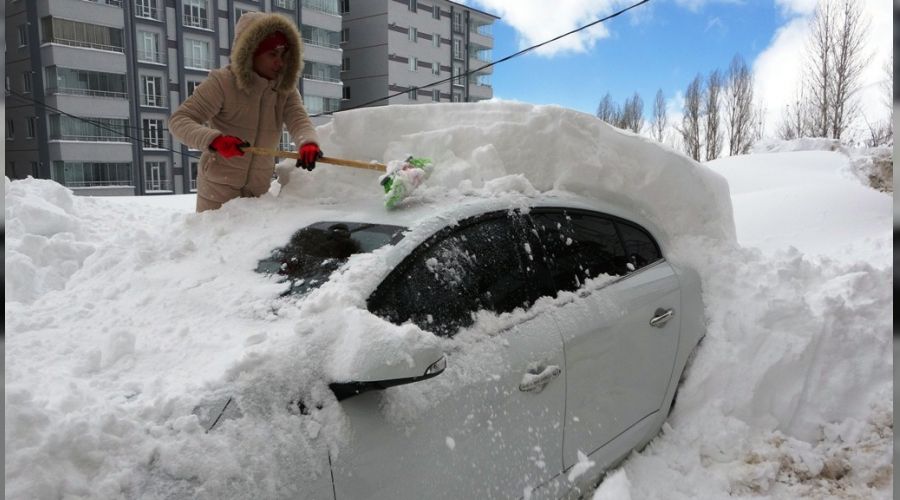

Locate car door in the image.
[528,209,681,470]
[330,211,567,499]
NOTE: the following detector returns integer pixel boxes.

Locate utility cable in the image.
[312,0,651,116]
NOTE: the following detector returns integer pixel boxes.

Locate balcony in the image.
[47,36,124,53]
[185,57,212,70]
[302,0,340,16]
[183,15,210,30]
[140,94,167,108]
[136,50,166,64]
[144,179,173,192]
[46,86,127,99]
[135,5,161,20]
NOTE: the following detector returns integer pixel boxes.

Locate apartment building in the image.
[5,0,343,196]
[339,0,498,109]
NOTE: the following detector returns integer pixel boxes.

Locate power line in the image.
[313,0,651,116]
[8,0,651,152]
[7,89,202,160]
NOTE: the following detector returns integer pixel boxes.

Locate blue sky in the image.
[463,0,892,137]
[487,2,782,115]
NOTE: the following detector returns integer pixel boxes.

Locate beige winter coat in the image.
[169,12,318,212]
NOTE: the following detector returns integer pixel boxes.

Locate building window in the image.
[235,7,254,22]
[187,80,202,95]
[340,28,349,43]
[303,95,341,114]
[185,39,211,69]
[17,25,28,47]
[339,0,349,13]
[453,39,462,60]
[453,93,461,102]
[189,160,199,191]
[183,0,209,29]
[142,119,164,148]
[141,75,163,107]
[409,57,417,72]
[408,0,416,12]
[274,0,296,9]
[135,0,159,20]
[408,27,417,42]
[5,76,10,95]
[453,12,463,33]
[342,57,350,71]
[432,62,439,75]
[342,86,350,100]
[138,31,162,63]
[41,17,125,52]
[302,61,341,83]
[408,88,417,100]
[301,25,341,49]
[144,161,167,191]
[6,119,14,140]
[433,32,440,47]
[49,114,129,142]
[26,117,37,139]
[52,161,133,188]
[432,89,440,102]
[432,7,440,19]
[45,66,128,98]
[22,72,32,93]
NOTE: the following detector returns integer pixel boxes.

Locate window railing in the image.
[47,37,124,53]
[85,0,122,6]
[302,0,340,15]
[66,179,133,187]
[50,133,130,142]
[141,138,168,149]
[302,73,341,83]
[141,94,166,107]
[183,14,209,29]
[137,49,165,64]
[135,4,160,20]
[185,57,212,69]
[144,179,173,191]
[46,86,128,99]
[302,37,340,49]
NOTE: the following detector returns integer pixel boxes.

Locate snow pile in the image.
[4,102,893,499]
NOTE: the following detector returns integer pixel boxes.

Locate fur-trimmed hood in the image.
[231,12,304,94]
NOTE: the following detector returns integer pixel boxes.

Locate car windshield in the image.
[257,222,406,297]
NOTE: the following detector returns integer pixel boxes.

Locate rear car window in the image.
[257,222,406,297]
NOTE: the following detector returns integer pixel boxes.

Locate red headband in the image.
[254,31,289,57]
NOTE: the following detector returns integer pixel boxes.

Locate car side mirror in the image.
[329,345,447,401]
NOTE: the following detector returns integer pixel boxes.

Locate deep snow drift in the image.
[5,102,893,499]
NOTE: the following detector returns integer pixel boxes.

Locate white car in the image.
[199,191,705,499]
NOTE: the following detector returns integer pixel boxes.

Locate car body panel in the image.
[331,312,567,499]
[551,260,681,468]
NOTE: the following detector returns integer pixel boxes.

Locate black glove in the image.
[296,143,323,171]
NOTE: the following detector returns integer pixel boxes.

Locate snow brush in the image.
[239,146,432,209]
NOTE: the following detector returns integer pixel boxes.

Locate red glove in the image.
[210,135,247,158]
[297,143,323,171]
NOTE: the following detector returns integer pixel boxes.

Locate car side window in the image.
[368,212,540,337]
[530,210,628,295]
[615,221,661,271]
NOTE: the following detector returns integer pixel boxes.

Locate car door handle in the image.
[519,365,561,393]
[649,308,675,328]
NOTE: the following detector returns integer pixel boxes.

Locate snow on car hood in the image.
[5,102,737,498]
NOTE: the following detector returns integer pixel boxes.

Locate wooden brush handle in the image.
[240,146,386,172]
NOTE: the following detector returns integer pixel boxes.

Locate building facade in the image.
[5,0,343,196]
[339,0,497,109]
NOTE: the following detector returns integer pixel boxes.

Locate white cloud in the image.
[466,0,632,56]
[752,0,893,140]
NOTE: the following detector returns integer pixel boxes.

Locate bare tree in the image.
[724,55,756,155]
[828,0,869,140]
[864,57,894,147]
[704,70,724,160]
[776,90,807,141]
[651,89,667,143]
[804,0,835,137]
[679,75,703,161]
[621,92,644,133]
[596,93,620,125]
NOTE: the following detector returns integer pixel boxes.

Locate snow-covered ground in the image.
[4,102,893,499]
